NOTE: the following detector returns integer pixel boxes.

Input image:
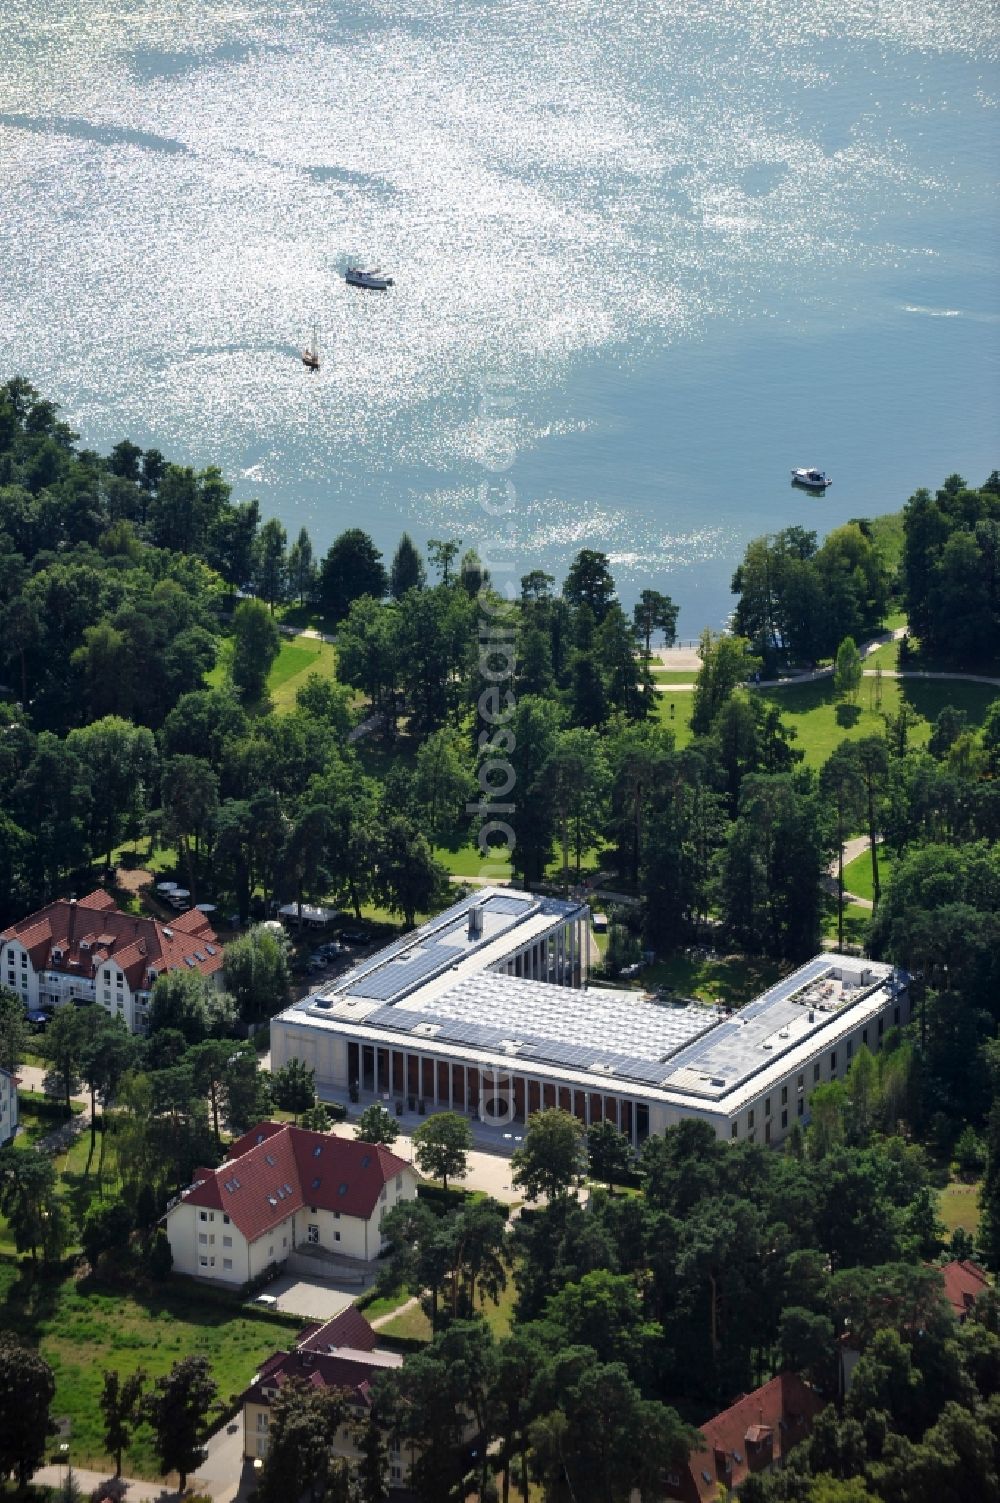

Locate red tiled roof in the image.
[249,1349,397,1408]
[300,1307,378,1355]
[669,1374,823,1503]
[939,1259,990,1321]
[179,1122,411,1243]
[0,891,224,991]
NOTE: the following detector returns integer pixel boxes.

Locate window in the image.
[257,1438,267,1460]
[862,1028,868,1045]
[781,1085,788,1105]
[223,1237,232,1248]
[380,1186,387,1201]
[830,1051,837,1073]
[781,1109,788,1129]
[200,1211,207,1222]
[878,1018,884,1038]
[307,1225,319,1245]
[764,1097,771,1118]
[268,1245,274,1258]
[731,1122,738,1139]
[104,968,111,982]
[747,1109,755,1129]
[199,1234,207,1244]
[200,1256,208,1267]
[847,1040,853,1060]
[223,1214,230,1225]
[893,1007,900,1025]
[334,1231,341,1243]
[223,1258,232,1270]
[257,1412,269,1431]
[282,1237,287,1249]
[209,1235,215,1246]
[813,1062,820,1082]
[396,1173,402,1191]
[798,1098,804,1117]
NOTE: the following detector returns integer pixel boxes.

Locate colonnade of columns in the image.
[353,1039,649,1147]
[495,916,585,986]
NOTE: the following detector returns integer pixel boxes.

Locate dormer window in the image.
[52,947,63,962]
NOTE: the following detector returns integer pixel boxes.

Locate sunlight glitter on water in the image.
[0,0,996,616]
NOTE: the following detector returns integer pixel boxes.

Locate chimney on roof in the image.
[468,903,484,940]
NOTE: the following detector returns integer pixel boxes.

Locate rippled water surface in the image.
[1,0,997,625]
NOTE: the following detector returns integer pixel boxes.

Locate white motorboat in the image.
[346,266,394,290]
[791,467,832,490]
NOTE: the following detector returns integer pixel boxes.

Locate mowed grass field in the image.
[206,632,338,713]
[267,636,337,711]
[758,674,998,769]
[938,1179,981,1239]
[0,1261,302,1477]
[841,848,893,903]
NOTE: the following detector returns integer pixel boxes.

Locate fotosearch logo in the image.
[467,376,519,888]
[468,376,519,1128]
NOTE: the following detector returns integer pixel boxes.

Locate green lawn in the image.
[650,670,697,684]
[862,640,900,670]
[639,952,787,1006]
[758,674,998,769]
[267,636,338,713]
[205,632,338,715]
[0,1261,301,1476]
[938,1179,981,1239]
[434,841,512,880]
[652,690,695,747]
[841,848,893,904]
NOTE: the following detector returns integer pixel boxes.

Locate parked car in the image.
[339,929,369,945]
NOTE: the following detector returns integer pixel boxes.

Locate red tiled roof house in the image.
[939,1259,990,1323]
[665,1373,824,1503]
[0,889,224,1034]
[165,1121,418,1284]
[243,1307,414,1487]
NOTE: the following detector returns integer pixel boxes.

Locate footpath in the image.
[653,627,1000,693]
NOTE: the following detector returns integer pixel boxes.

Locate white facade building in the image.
[271,889,910,1149]
[166,1121,418,1286]
[0,889,225,1034]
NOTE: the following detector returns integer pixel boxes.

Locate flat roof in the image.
[318,887,586,1008]
[275,918,904,1112]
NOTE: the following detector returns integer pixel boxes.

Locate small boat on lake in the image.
[302,324,320,371]
[346,266,394,290]
[791,467,832,490]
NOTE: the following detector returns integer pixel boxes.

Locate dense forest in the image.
[1,376,999,1499]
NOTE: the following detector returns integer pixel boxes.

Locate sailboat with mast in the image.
[302,324,320,371]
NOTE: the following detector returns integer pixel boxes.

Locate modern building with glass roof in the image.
[269,888,911,1148]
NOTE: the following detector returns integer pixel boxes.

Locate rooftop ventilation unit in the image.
[468,903,485,940]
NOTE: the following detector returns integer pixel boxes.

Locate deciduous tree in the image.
[144,1355,218,1491]
[412,1112,472,1191]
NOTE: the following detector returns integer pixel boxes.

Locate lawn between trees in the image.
[0,1258,301,1477]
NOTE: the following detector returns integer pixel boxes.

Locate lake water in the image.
[1,0,997,630]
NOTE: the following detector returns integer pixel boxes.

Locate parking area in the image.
[259,1274,365,1321]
